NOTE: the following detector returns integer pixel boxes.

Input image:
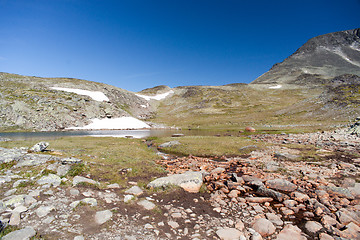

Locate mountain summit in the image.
[251,28,360,86]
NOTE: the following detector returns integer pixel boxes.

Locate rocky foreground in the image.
[0,128,360,239]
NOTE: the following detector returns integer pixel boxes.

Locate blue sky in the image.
[0,0,359,92]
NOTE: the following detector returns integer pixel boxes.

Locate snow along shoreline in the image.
[66,117,151,130]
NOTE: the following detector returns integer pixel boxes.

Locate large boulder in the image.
[147,171,203,193]
[29,142,49,152]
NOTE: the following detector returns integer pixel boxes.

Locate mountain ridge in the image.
[251,28,360,86]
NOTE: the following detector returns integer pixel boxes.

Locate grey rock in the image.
[216,227,243,240]
[95,210,113,225]
[69,189,80,196]
[148,171,203,193]
[74,236,85,240]
[256,185,287,202]
[159,141,181,148]
[124,195,134,203]
[107,183,120,189]
[73,176,99,186]
[323,185,354,199]
[36,205,55,218]
[0,147,25,163]
[9,211,21,226]
[16,154,54,167]
[125,186,143,196]
[2,226,36,240]
[60,157,82,164]
[274,152,300,161]
[266,212,283,226]
[81,198,97,206]
[37,174,61,186]
[137,200,155,210]
[56,164,71,176]
[266,179,297,192]
[30,142,49,152]
[4,195,26,207]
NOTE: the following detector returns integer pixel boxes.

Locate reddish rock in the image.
[252,218,276,237]
[246,197,273,203]
[245,126,256,132]
[276,224,307,240]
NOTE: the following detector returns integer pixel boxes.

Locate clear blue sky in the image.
[0,0,359,92]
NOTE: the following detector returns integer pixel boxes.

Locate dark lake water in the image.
[0,129,239,140]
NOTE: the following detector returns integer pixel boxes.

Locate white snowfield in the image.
[135,90,174,101]
[269,85,282,89]
[50,87,110,102]
[67,117,150,130]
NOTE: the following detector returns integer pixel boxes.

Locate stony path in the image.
[0,129,360,239]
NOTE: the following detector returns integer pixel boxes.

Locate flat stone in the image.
[276,224,306,240]
[0,147,25,163]
[70,189,80,196]
[335,208,360,225]
[73,176,98,186]
[252,218,276,237]
[266,212,283,226]
[74,236,85,240]
[107,183,120,189]
[60,157,82,164]
[2,226,36,240]
[137,200,155,210]
[124,195,134,203]
[324,186,354,199]
[4,195,25,207]
[339,222,360,239]
[305,221,323,234]
[291,192,310,202]
[36,205,55,218]
[319,233,334,240]
[159,141,181,148]
[274,152,300,161]
[125,186,143,196]
[266,179,297,192]
[81,198,97,207]
[168,221,179,229]
[148,171,203,193]
[216,227,243,240]
[246,197,273,203]
[95,210,113,225]
[16,154,53,167]
[37,174,61,186]
[9,212,21,226]
[57,165,71,176]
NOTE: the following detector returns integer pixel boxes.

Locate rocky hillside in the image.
[0,73,154,131]
[251,28,360,87]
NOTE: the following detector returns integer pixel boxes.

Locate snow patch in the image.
[140,105,147,108]
[269,85,282,89]
[51,87,109,102]
[136,90,174,101]
[67,117,150,130]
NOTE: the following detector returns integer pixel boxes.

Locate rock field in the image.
[0,127,360,239]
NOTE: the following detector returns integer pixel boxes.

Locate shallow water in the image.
[0,129,240,140]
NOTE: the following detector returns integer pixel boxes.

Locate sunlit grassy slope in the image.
[150,84,357,132]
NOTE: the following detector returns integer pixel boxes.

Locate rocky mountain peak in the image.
[251,28,360,87]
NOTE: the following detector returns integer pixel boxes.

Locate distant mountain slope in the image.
[0,72,153,131]
[251,28,360,87]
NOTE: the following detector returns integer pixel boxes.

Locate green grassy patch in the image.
[0,137,165,186]
[153,136,268,157]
